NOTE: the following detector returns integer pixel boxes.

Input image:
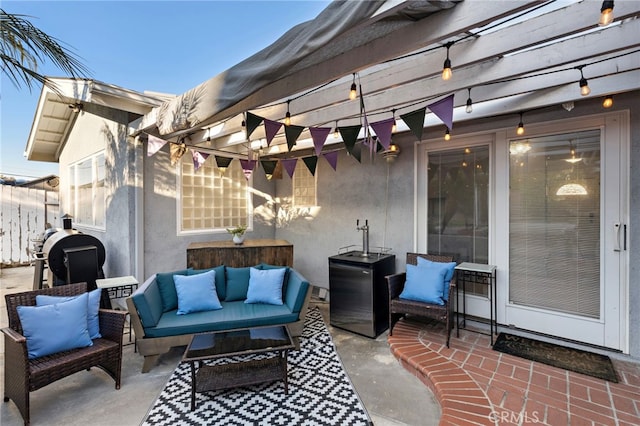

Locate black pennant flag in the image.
[245,112,263,138]
[302,156,318,176]
[400,107,426,142]
[284,125,305,151]
[339,125,361,154]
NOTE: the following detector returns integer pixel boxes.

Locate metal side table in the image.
[96,276,139,345]
[454,262,497,345]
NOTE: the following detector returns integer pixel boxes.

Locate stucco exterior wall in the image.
[58,104,135,278]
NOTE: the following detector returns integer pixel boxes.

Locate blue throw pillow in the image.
[225,267,251,301]
[245,267,286,305]
[188,265,226,301]
[36,288,102,339]
[174,270,222,315]
[416,258,457,302]
[17,292,93,359]
[157,269,191,312]
[399,264,447,305]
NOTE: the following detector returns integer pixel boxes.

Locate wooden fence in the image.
[1,185,59,266]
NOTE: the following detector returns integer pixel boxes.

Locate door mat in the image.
[492,332,618,383]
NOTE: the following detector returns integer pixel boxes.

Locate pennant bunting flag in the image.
[240,159,257,180]
[369,118,394,150]
[309,126,331,156]
[245,112,263,138]
[400,107,426,142]
[284,124,305,152]
[339,125,361,155]
[260,160,278,180]
[170,142,187,166]
[264,119,282,146]
[215,155,233,176]
[281,158,298,178]
[191,150,210,171]
[350,143,362,163]
[147,134,168,157]
[302,156,318,176]
[428,94,454,130]
[323,151,339,171]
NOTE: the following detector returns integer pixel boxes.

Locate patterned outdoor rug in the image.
[493,332,618,383]
[142,307,372,425]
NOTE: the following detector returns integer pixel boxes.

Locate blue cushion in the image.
[416,258,457,302]
[245,267,286,305]
[225,267,251,301]
[188,265,226,300]
[174,270,222,315]
[284,269,309,313]
[17,293,93,359]
[36,288,102,339]
[157,269,191,312]
[399,264,447,305]
[132,278,163,328]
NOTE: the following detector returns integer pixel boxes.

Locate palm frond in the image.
[0,9,91,92]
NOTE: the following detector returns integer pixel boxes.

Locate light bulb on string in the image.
[349,73,357,100]
[599,0,614,26]
[442,42,453,81]
[284,100,291,126]
[333,121,339,138]
[465,88,473,113]
[444,128,451,141]
[391,109,397,133]
[603,95,613,108]
[576,66,591,96]
[516,113,525,136]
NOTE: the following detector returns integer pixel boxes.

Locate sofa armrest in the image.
[98,309,128,343]
[387,272,406,300]
[284,269,310,313]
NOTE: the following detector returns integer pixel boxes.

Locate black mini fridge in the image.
[328,251,395,338]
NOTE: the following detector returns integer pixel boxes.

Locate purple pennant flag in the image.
[428,94,454,130]
[369,118,394,150]
[281,158,298,178]
[323,151,339,171]
[240,159,256,180]
[191,150,210,171]
[264,119,282,146]
[309,127,331,156]
[147,134,167,157]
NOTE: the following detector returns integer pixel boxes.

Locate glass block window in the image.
[179,155,250,232]
[68,152,105,228]
[293,162,317,207]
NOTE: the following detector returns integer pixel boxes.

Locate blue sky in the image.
[1,0,330,179]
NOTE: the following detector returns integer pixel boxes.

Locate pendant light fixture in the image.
[284,100,291,126]
[465,88,473,113]
[349,73,357,100]
[444,128,451,141]
[599,0,614,26]
[442,42,453,81]
[576,65,591,96]
[603,95,614,108]
[516,113,525,136]
[333,121,339,138]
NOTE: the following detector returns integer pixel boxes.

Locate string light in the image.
[442,42,453,81]
[333,121,339,138]
[576,65,591,96]
[444,128,451,141]
[599,0,614,26]
[391,109,397,133]
[349,73,357,100]
[516,112,525,135]
[284,100,291,126]
[603,95,613,108]
[465,88,473,113]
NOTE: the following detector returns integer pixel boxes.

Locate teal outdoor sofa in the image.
[126,264,311,372]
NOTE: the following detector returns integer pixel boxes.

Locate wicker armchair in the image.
[3,283,127,425]
[387,253,456,347]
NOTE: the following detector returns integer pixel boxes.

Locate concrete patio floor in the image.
[0,265,440,426]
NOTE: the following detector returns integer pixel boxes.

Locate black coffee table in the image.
[182,325,295,410]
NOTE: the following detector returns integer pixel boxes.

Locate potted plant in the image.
[226,225,247,245]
